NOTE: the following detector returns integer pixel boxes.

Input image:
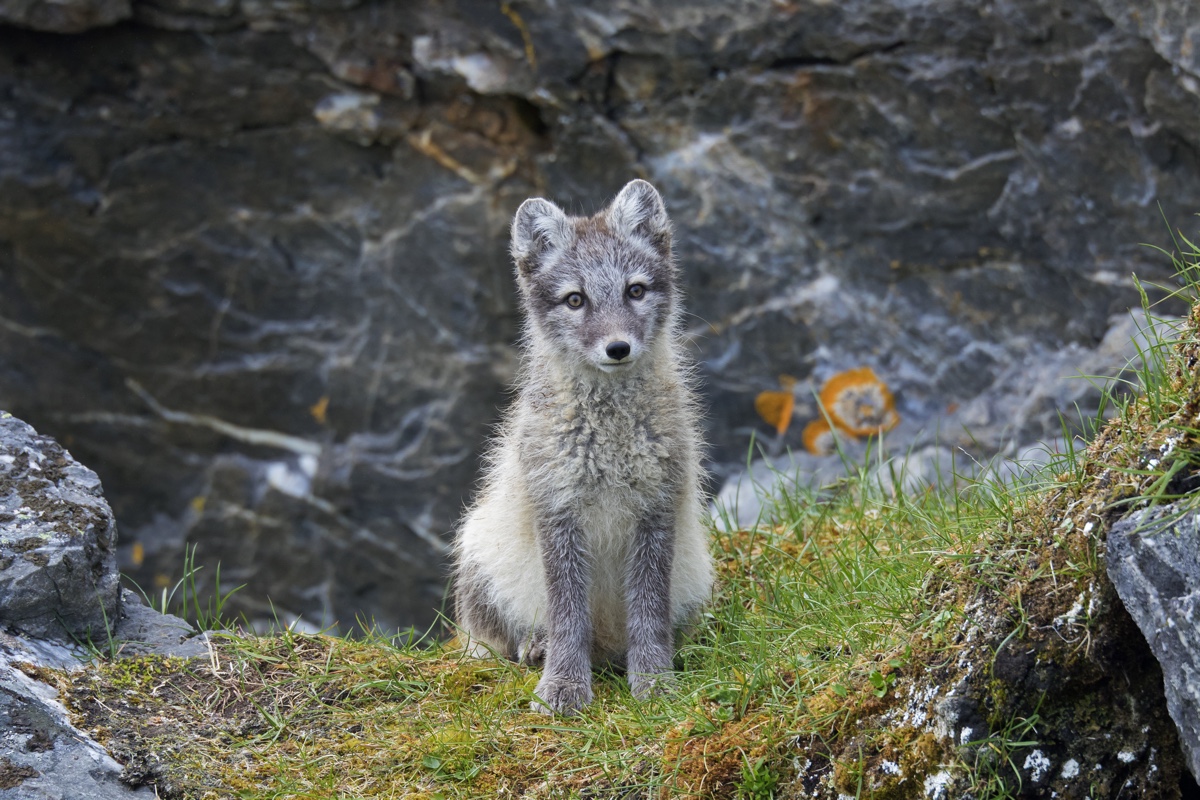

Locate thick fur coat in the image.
[453,179,713,715]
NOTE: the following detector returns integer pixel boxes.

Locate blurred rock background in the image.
[1,0,1198,634]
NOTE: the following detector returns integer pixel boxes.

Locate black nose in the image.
[606,341,631,361]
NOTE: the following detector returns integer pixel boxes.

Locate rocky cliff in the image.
[2,0,1199,632]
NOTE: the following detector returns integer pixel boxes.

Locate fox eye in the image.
[564,292,585,309]
[627,284,646,300]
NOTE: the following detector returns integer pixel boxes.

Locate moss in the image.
[10,535,50,553]
[661,716,775,799]
[0,757,39,790]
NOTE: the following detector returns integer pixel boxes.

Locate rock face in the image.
[2,0,1200,633]
[1108,503,1200,782]
[0,412,120,642]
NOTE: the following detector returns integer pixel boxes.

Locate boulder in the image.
[0,412,120,642]
[110,590,211,660]
[1107,502,1200,782]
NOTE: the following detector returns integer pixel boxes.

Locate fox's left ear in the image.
[606,179,672,260]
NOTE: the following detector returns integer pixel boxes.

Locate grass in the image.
[126,542,245,631]
[57,228,1200,799]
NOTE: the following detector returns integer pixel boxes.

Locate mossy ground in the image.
[56,238,1200,799]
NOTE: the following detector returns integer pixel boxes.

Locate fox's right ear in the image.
[511,198,572,278]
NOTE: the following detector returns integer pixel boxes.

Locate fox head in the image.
[510,179,679,375]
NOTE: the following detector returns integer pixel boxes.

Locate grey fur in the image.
[453,561,510,657]
[453,179,714,716]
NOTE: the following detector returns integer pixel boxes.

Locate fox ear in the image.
[606,179,672,259]
[512,198,572,277]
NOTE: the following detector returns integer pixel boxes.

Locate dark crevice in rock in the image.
[1184,769,1200,800]
[768,40,908,70]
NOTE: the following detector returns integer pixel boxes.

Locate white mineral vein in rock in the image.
[266,461,312,498]
[127,378,321,456]
[313,91,380,135]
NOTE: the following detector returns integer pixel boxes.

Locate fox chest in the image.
[530,403,677,499]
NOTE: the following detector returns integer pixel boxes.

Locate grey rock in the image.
[111,590,210,660]
[712,441,869,531]
[1107,503,1200,782]
[794,553,1189,798]
[0,0,128,32]
[713,440,1055,532]
[1096,0,1200,77]
[312,91,382,144]
[0,413,120,642]
[0,632,154,799]
[713,308,1162,529]
[2,0,1200,634]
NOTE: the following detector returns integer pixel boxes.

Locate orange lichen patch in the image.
[819,367,899,436]
[754,375,798,435]
[802,418,837,456]
[755,391,794,436]
[309,395,330,425]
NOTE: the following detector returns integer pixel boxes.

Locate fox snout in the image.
[596,337,640,370]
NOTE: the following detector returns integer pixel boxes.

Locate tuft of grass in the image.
[58,227,1200,799]
[126,543,244,631]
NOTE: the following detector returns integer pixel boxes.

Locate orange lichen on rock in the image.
[819,366,899,436]
[755,368,898,448]
[802,418,836,456]
[754,375,798,435]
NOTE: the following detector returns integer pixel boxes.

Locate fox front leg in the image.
[625,505,676,699]
[532,511,594,715]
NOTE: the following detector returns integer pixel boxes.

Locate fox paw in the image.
[532,676,593,716]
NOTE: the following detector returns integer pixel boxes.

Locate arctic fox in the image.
[453,179,714,716]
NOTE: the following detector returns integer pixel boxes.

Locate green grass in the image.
[124,542,245,632]
[60,228,1200,799]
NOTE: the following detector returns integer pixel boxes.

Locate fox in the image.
[453,179,714,716]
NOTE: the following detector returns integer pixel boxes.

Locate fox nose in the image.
[606,341,631,361]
